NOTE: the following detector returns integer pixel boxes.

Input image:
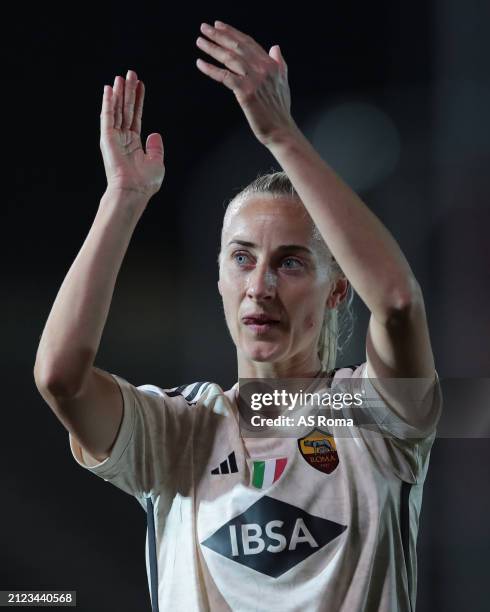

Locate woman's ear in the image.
[217,279,222,296]
[326,277,349,309]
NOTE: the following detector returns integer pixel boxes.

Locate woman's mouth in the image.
[242,318,281,334]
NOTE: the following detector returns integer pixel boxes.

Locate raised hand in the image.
[195,21,297,146]
[100,70,165,198]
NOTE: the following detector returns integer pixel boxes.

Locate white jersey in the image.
[68,362,442,612]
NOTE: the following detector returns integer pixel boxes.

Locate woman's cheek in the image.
[223,266,244,290]
[303,310,319,331]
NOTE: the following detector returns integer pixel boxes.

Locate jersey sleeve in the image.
[332,362,443,483]
[68,373,195,500]
[359,362,442,438]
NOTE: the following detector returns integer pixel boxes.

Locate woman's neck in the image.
[237,354,324,380]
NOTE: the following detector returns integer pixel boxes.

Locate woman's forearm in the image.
[34,189,149,396]
[267,124,420,322]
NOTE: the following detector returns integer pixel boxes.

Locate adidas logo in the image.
[211,451,238,475]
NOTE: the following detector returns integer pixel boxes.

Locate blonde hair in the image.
[219,170,355,373]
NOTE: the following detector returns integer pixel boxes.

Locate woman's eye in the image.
[233,252,251,265]
[232,253,303,269]
[282,257,303,269]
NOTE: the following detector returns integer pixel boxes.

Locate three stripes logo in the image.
[211,451,239,475]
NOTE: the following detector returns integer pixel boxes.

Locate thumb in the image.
[269,44,286,68]
[145,133,164,162]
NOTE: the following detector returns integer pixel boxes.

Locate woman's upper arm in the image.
[39,366,124,462]
[365,289,439,430]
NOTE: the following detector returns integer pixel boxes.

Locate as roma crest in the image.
[298,429,339,474]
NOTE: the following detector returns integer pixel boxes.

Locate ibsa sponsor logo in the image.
[200,495,347,577]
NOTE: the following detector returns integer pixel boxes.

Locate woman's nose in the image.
[246,265,277,300]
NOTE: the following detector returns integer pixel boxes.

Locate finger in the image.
[200,22,262,59]
[214,21,268,58]
[213,20,251,45]
[269,45,287,75]
[122,69,138,131]
[131,80,145,135]
[145,133,164,163]
[196,36,248,76]
[100,85,114,132]
[196,57,242,92]
[113,75,123,129]
[277,45,288,73]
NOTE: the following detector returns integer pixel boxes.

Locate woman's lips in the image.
[243,319,280,334]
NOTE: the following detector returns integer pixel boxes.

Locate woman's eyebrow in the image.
[227,239,313,255]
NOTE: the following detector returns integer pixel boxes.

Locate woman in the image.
[34,20,442,612]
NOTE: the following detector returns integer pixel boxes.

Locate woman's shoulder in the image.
[138,381,236,411]
[137,380,226,406]
[328,362,365,378]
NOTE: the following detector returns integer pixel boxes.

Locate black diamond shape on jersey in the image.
[200,495,347,578]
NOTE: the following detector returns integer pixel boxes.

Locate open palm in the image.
[100,69,165,198]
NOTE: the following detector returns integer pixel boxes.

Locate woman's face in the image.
[218,194,338,365]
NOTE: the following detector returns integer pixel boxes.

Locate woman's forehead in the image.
[223,194,315,243]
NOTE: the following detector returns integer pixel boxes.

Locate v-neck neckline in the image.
[226,369,335,464]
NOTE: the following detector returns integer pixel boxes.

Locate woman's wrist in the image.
[100,187,151,220]
[264,120,305,153]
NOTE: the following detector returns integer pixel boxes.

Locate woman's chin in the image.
[241,341,282,362]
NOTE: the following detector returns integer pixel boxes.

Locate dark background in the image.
[3,0,489,610]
